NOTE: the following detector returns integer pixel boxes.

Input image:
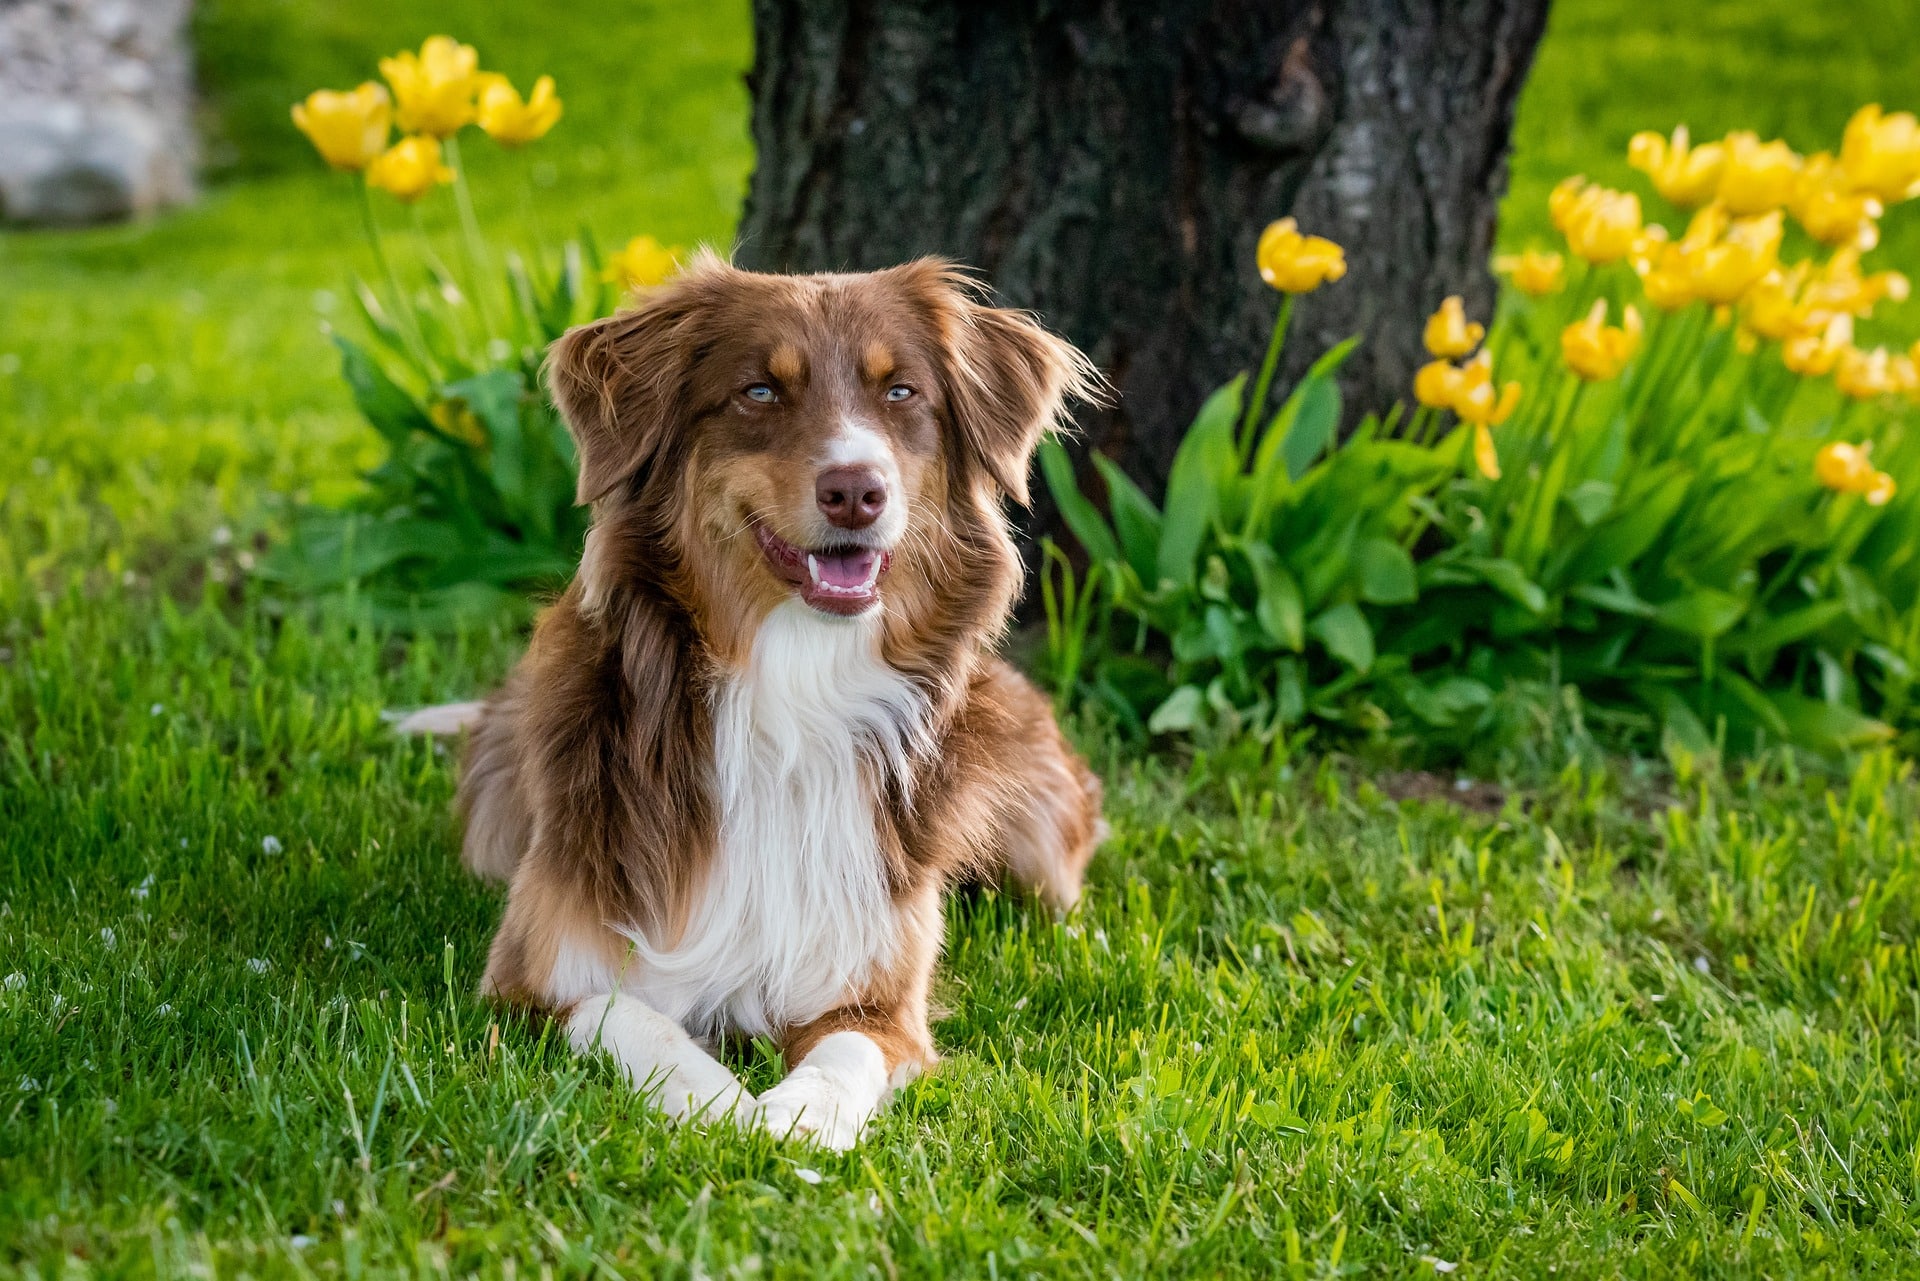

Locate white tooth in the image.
[806,554,821,586]
[861,558,881,589]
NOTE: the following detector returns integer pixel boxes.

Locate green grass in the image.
[5,1,1920,1275]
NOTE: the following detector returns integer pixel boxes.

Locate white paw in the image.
[751,1069,869,1152]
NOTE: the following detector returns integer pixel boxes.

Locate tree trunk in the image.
[739,0,1549,516]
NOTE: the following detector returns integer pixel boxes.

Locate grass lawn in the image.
[5,1,1920,1275]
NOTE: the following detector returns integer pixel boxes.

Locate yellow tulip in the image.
[1716,132,1801,216]
[1413,359,1467,409]
[1471,424,1502,480]
[477,74,563,147]
[1815,441,1878,492]
[1256,218,1347,293]
[364,135,454,202]
[1687,209,1783,305]
[1790,153,1883,251]
[1840,104,1920,203]
[1740,265,1812,342]
[1800,247,1911,319]
[1455,377,1523,429]
[1412,351,1518,430]
[1451,350,1522,427]
[1423,295,1484,358]
[1628,125,1726,208]
[429,399,488,447]
[380,35,481,139]
[1836,345,1897,400]
[1891,353,1920,400]
[603,234,684,292]
[1560,185,1643,264]
[1492,248,1564,297]
[1548,176,1590,235]
[291,83,391,172]
[1561,300,1643,381]
[1634,239,1696,312]
[1781,312,1853,376]
[1815,441,1898,505]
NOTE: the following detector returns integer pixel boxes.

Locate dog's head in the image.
[548,253,1097,653]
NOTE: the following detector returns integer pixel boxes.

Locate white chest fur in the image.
[624,600,927,1038]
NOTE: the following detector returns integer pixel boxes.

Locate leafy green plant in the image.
[1043,337,1457,739]
[263,245,610,624]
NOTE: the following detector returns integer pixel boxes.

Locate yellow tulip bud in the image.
[1840,104,1920,203]
[365,135,455,203]
[1781,312,1853,377]
[1687,210,1783,305]
[1422,295,1485,358]
[1634,239,1696,312]
[1740,266,1812,343]
[1561,300,1643,381]
[1815,441,1876,492]
[477,74,563,147]
[291,82,392,173]
[1414,359,1466,410]
[1801,247,1910,320]
[1471,424,1502,480]
[1835,345,1896,400]
[1451,350,1522,426]
[1891,353,1920,400]
[1560,186,1643,264]
[1628,125,1725,208]
[380,35,481,139]
[603,234,684,292]
[1256,218,1347,294]
[1493,248,1564,297]
[1815,440,1898,505]
[1790,152,1883,251]
[1716,132,1802,216]
[1548,176,1590,235]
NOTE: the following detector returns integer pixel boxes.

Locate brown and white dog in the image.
[403,254,1106,1150]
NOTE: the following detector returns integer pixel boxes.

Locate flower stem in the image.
[1242,294,1295,460]
[358,180,436,378]
[442,134,499,339]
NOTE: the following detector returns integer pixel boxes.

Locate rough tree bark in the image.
[738,0,1549,515]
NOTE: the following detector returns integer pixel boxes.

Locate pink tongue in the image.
[815,549,879,589]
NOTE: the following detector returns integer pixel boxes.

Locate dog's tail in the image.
[387,701,487,736]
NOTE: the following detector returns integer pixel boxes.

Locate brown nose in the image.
[815,467,888,530]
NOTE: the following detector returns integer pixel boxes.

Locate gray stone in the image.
[0,0,197,225]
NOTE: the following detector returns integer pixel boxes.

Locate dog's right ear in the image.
[547,308,682,506]
[547,254,724,505]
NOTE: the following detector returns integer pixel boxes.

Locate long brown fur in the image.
[456,253,1104,1085]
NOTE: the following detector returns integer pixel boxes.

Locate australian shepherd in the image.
[403,253,1106,1150]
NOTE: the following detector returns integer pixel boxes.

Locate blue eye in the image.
[886,385,914,402]
[744,384,777,404]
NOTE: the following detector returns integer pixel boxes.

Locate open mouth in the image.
[754,523,893,617]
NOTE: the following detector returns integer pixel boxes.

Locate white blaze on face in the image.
[821,419,908,545]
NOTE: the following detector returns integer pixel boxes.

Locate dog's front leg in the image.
[567,992,754,1123]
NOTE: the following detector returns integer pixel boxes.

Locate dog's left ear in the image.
[910,263,1102,507]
